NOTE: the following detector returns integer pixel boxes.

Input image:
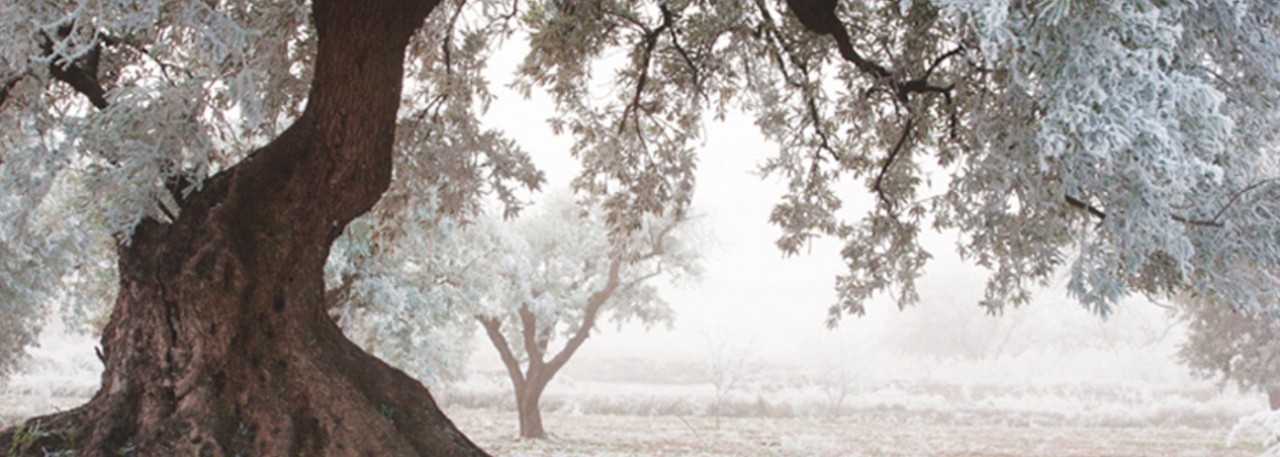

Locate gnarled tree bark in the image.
[0,1,487,456]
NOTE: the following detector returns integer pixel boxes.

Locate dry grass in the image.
[449,408,1259,457]
[0,397,1262,456]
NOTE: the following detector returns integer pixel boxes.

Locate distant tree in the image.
[885,299,1036,361]
[1179,293,1280,410]
[475,193,700,439]
[702,331,759,429]
[806,338,868,418]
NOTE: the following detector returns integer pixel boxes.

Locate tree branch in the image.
[544,259,622,375]
[1065,194,1226,228]
[664,7,705,101]
[780,0,890,79]
[323,272,359,310]
[783,0,960,106]
[39,31,109,110]
[633,213,681,262]
[542,213,683,375]
[477,315,526,391]
[621,266,664,292]
[1207,177,1280,225]
[923,46,964,81]
[753,2,841,166]
[518,303,544,368]
[618,3,675,133]
[874,117,914,213]
[100,33,191,81]
[1065,194,1107,221]
[37,43,194,218]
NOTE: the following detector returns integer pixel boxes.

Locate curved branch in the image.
[618,4,675,133]
[873,117,914,214]
[783,0,890,78]
[783,0,961,105]
[1208,177,1280,224]
[1065,194,1107,221]
[39,32,109,109]
[663,5,706,101]
[545,259,622,375]
[477,315,527,391]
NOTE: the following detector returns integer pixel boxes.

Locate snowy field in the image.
[449,408,1256,457]
[435,374,1269,456]
[0,398,1262,456]
[2,319,1276,456]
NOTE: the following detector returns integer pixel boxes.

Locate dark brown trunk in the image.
[0,1,486,456]
[1268,385,1280,411]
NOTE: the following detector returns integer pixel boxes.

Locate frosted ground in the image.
[3,319,1277,457]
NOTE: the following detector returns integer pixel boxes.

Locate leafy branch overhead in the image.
[1,0,1279,377]
[518,0,1280,323]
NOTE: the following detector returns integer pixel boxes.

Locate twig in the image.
[873,118,915,212]
[674,413,703,442]
[618,4,674,134]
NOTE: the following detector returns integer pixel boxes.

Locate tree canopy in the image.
[2,0,1279,383]
[2,0,1280,455]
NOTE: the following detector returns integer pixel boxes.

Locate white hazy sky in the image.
[480,46,855,362]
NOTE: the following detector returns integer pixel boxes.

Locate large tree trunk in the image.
[0,1,487,456]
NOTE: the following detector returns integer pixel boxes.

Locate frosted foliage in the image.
[327,191,698,384]
[1229,410,1280,456]
[0,0,313,238]
[475,192,701,362]
[0,0,313,364]
[512,0,1280,322]
[934,0,1279,316]
[397,0,543,218]
[0,165,116,375]
[328,206,504,385]
[516,1,732,230]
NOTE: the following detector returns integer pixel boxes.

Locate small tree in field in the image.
[702,331,758,429]
[807,339,869,418]
[476,193,700,439]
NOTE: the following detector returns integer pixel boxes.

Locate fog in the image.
[2,34,1271,457]
[432,45,1270,454]
[475,42,1215,389]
